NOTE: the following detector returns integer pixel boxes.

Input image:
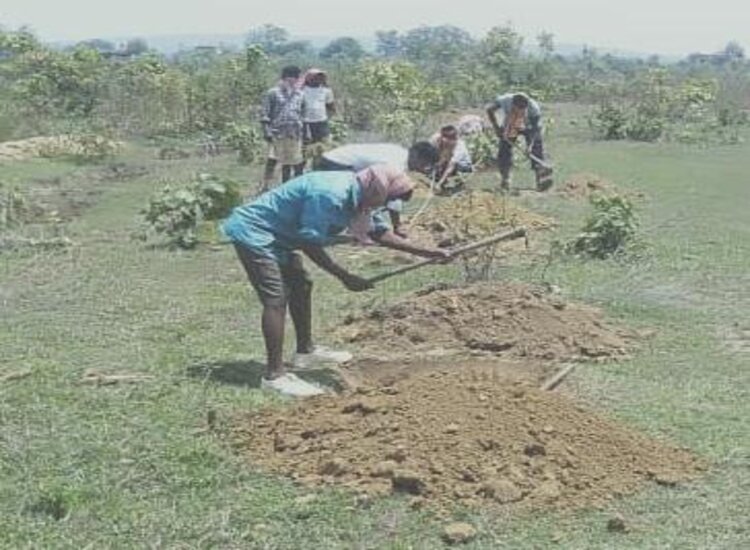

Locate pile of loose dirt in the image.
[336,282,635,363]
[0,135,121,163]
[558,173,616,199]
[232,370,706,512]
[411,191,553,248]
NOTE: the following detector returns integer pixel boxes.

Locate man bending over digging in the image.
[222,165,451,397]
[315,141,439,237]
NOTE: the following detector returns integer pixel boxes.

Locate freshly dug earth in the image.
[411,191,553,248]
[232,370,706,513]
[336,282,636,363]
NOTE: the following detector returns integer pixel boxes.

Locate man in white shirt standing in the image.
[302,69,335,144]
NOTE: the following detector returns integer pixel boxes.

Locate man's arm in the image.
[301,245,372,291]
[374,230,451,260]
[486,103,503,138]
[437,160,457,187]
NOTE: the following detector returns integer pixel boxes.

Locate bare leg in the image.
[497,139,514,189]
[287,276,313,353]
[263,159,277,191]
[261,304,287,379]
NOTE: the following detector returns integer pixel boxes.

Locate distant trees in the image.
[245,24,312,57]
[0,23,746,146]
[320,37,365,61]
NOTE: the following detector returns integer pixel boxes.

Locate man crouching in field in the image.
[222,166,451,397]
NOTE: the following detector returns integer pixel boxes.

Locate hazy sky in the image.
[1,0,747,55]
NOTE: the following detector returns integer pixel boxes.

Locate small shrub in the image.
[465,131,496,169]
[626,112,665,142]
[568,194,638,259]
[221,123,263,164]
[328,119,349,144]
[141,174,241,248]
[589,103,628,140]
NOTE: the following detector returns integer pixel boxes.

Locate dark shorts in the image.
[313,155,354,172]
[305,121,331,143]
[233,244,311,307]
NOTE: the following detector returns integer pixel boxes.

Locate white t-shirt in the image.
[302,86,334,123]
[323,143,408,171]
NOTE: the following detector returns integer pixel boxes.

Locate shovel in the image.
[506,139,554,191]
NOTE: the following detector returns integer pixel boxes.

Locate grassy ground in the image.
[1,115,749,548]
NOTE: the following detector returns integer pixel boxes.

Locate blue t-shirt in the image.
[221,171,388,264]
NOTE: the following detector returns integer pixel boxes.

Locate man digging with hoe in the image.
[222,166,452,397]
[487,92,554,192]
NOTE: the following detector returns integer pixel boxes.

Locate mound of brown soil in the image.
[232,370,706,512]
[559,173,616,198]
[336,282,635,363]
[412,191,553,248]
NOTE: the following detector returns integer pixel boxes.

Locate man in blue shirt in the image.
[222,166,451,397]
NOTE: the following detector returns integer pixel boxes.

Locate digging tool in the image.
[505,138,554,191]
[366,227,528,285]
[540,364,576,391]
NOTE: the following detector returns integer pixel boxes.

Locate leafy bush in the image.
[568,194,638,259]
[328,119,349,144]
[626,111,665,142]
[221,123,263,164]
[141,174,241,248]
[465,131,496,169]
[589,103,628,140]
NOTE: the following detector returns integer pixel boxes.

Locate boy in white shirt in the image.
[302,69,335,144]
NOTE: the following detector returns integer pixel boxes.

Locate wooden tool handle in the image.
[366,227,527,285]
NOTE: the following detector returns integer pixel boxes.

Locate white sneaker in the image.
[293,346,353,370]
[260,373,324,397]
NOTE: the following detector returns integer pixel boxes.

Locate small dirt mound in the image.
[559,173,616,199]
[232,370,706,513]
[413,191,553,248]
[0,135,121,163]
[336,282,635,363]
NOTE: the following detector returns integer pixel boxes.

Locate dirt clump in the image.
[231,370,706,513]
[336,282,635,363]
[442,522,477,544]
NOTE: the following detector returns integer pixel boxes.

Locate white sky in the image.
[1,0,747,55]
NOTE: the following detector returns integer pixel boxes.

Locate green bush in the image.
[221,123,263,164]
[465,131,496,169]
[589,103,628,140]
[568,194,638,259]
[141,174,241,249]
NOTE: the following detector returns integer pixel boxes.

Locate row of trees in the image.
[1,23,748,145]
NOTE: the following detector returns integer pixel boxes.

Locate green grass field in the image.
[1,113,749,548]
